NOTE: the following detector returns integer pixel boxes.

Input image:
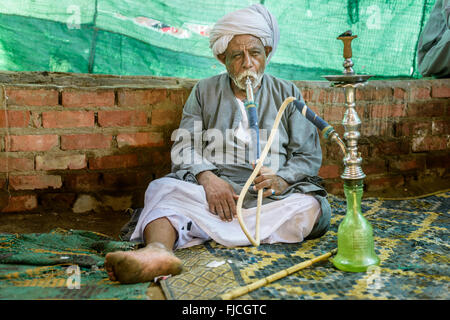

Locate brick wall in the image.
[0,72,448,213]
[294,78,450,195]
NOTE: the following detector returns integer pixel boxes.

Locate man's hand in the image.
[196,171,239,222]
[252,164,290,197]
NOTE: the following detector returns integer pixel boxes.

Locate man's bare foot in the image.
[104,242,182,284]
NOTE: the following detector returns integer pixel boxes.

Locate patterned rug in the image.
[161,191,450,300]
[0,191,448,300]
[0,229,148,300]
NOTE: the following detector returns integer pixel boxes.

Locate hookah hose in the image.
[235,93,346,247]
[243,77,263,246]
[227,96,344,299]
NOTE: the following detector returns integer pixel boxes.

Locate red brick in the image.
[40,193,76,211]
[102,171,149,189]
[151,109,181,126]
[117,132,164,148]
[300,88,313,102]
[412,136,448,152]
[361,120,393,137]
[369,104,406,118]
[5,87,59,106]
[98,110,147,127]
[1,195,37,212]
[393,87,406,100]
[318,164,341,179]
[35,154,86,170]
[323,106,346,122]
[366,175,404,192]
[373,87,393,101]
[329,140,369,159]
[9,174,62,190]
[431,85,450,98]
[389,157,425,172]
[332,124,345,137]
[394,121,432,137]
[325,142,346,161]
[409,122,433,137]
[356,87,392,102]
[89,154,139,169]
[359,144,371,158]
[373,140,410,156]
[407,101,446,117]
[426,154,450,169]
[64,173,101,191]
[322,180,343,196]
[42,111,95,128]
[117,89,167,107]
[5,135,58,151]
[362,160,387,175]
[62,89,115,108]
[141,150,171,166]
[169,89,190,106]
[61,134,112,150]
[410,87,431,100]
[0,157,34,172]
[356,106,365,119]
[0,110,30,128]
[355,88,368,101]
[316,89,345,104]
[323,105,364,123]
[432,120,450,135]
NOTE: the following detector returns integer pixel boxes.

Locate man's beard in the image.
[230,70,264,91]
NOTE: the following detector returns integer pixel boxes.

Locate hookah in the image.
[232,31,379,297]
[236,76,346,247]
[323,31,380,272]
[240,76,263,246]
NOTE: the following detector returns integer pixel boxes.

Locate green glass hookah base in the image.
[331,180,380,272]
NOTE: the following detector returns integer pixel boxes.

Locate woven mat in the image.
[161,191,450,300]
[0,229,148,300]
[0,192,448,300]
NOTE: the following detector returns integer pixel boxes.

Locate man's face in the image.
[219,34,272,91]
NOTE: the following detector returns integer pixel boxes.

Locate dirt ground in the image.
[0,176,448,300]
[2,176,448,236]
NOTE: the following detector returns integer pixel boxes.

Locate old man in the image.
[105,4,331,284]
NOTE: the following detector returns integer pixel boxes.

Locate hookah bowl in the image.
[323,32,380,272]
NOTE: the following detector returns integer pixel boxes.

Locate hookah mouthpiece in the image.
[244,77,260,159]
[244,76,258,127]
[245,77,254,102]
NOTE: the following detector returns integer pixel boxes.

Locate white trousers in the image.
[130,177,321,249]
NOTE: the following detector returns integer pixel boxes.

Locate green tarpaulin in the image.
[0,0,437,80]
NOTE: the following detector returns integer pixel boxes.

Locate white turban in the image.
[209,4,280,64]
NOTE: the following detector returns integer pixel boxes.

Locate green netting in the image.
[0,0,437,80]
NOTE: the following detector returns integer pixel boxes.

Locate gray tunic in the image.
[167,73,331,239]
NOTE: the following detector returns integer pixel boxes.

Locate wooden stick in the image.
[221,248,337,300]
